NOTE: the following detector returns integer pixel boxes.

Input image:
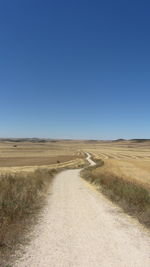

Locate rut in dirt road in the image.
[14,154,150,267]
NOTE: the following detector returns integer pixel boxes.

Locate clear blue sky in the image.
[0,0,150,139]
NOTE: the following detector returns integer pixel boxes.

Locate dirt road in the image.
[14,155,150,267]
[86,152,96,166]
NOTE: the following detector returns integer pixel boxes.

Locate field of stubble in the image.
[81,139,150,229]
[83,140,150,189]
[0,139,150,262]
[0,140,86,261]
[0,139,150,187]
[0,140,85,174]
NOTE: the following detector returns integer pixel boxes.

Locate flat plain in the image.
[0,139,150,267]
[86,139,150,189]
[0,140,85,173]
[0,139,150,189]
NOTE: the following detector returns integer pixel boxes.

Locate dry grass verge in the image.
[0,159,86,264]
[81,159,150,229]
[0,169,56,248]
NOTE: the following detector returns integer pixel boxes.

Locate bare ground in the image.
[0,155,79,167]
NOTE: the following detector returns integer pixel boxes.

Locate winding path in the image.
[14,154,150,267]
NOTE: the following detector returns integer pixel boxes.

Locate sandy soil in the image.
[86,152,96,166]
[13,156,150,267]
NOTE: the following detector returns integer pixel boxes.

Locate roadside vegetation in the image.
[0,158,86,264]
[0,169,56,248]
[81,158,150,229]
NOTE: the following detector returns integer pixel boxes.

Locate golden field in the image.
[0,138,150,259]
[0,140,86,174]
[85,140,150,189]
[0,139,150,188]
[0,139,86,260]
[80,139,150,229]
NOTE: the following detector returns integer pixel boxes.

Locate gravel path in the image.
[14,155,150,267]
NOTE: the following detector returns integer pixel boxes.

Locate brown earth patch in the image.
[0,155,81,167]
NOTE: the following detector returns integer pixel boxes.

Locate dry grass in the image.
[0,168,56,248]
[0,156,86,264]
[81,159,150,229]
[0,158,85,175]
[0,138,150,259]
[82,140,150,190]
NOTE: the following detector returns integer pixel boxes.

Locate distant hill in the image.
[130,139,150,143]
[113,139,126,142]
[85,140,99,143]
[0,138,50,143]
